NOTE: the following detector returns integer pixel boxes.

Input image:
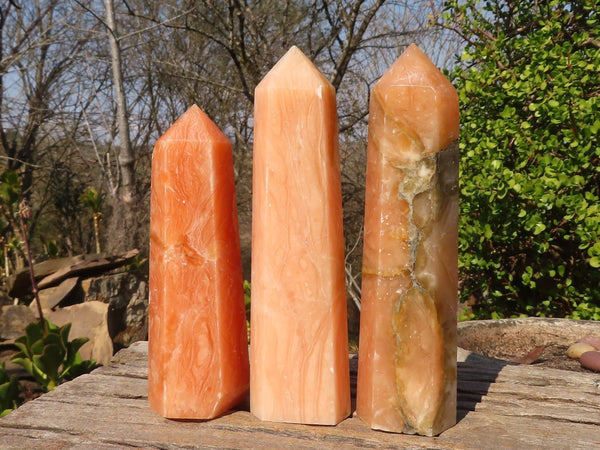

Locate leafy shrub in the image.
[444,0,600,319]
[0,362,21,417]
[11,320,97,392]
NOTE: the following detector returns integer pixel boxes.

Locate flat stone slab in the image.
[0,341,599,448]
[0,305,35,341]
[8,250,140,299]
[459,317,600,370]
[30,277,79,311]
[38,250,139,290]
[45,301,113,365]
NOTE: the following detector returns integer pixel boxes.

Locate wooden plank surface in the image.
[1,341,599,449]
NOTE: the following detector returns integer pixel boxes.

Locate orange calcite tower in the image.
[356,44,460,436]
[251,46,351,425]
[148,105,249,419]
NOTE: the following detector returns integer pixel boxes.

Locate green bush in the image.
[0,362,21,417]
[11,319,97,392]
[444,0,600,319]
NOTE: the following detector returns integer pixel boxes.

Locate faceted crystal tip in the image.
[156,104,229,145]
[373,44,459,155]
[256,46,332,92]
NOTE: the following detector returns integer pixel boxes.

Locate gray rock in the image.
[29,277,81,311]
[8,255,84,298]
[8,250,138,298]
[84,271,148,350]
[38,250,139,290]
[0,305,36,340]
[0,289,12,307]
[46,301,113,365]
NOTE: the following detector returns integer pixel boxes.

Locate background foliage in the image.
[443,0,600,319]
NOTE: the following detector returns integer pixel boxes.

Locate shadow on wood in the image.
[457,349,512,421]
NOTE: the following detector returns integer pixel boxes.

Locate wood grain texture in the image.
[1,342,599,449]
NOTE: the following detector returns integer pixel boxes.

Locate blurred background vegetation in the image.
[0,0,597,328]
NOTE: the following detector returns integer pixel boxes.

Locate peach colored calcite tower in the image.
[148,105,249,419]
[251,46,351,425]
[356,44,460,436]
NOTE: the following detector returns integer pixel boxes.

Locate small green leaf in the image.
[533,223,546,235]
[10,358,33,377]
[484,224,493,239]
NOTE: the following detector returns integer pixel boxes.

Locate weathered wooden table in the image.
[1,341,599,449]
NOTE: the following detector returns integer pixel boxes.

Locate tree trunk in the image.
[104,0,137,253]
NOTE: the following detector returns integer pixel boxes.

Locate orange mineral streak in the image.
[148,105,249,419]
[357,44,459,436]
[251,46,351,425]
